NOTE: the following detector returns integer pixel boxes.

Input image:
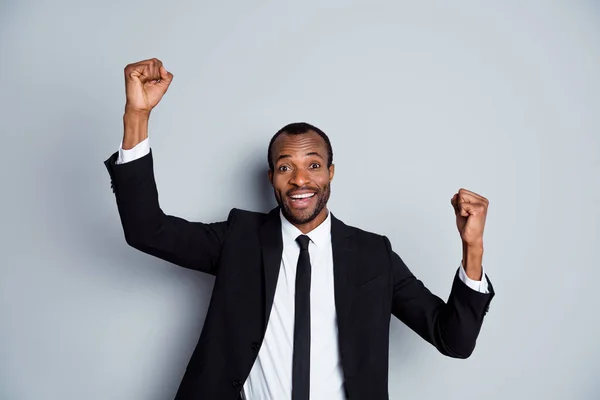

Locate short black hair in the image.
[267,122,333,171]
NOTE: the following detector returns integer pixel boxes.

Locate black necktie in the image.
[292,235,311,400]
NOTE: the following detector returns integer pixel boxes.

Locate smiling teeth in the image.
[291,193,315,199]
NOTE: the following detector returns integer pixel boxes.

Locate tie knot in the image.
[296,235,310,251]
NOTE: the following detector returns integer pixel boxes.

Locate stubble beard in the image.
[276,184,331,225]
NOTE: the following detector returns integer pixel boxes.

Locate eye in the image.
[310,163,320,169]
[278,165,290,172]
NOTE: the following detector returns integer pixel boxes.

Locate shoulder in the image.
[332,213,390,249]
[228,207,267,219]
[226,207,271,226]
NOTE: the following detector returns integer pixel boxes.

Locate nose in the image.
[290,168,310,187]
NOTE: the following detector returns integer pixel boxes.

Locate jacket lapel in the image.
[259,207,284,331]
[331,213,357,322]
[259,209,357,334]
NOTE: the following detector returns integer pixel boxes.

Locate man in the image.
[104,58,494,400]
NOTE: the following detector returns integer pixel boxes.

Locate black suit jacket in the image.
[104,150,494,400]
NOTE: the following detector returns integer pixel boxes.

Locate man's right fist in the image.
[124,58,173,115]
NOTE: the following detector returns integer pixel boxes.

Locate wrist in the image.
[123,107,150,120]
[462,239,483,253]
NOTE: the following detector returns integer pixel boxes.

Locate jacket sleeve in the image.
[385,236,494,358]
[104,149,235,276]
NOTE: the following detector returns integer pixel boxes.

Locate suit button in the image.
[251,342,260,351]
[232,379,242,388]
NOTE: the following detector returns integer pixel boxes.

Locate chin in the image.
[281,203,317,224]
[275,188,329,225]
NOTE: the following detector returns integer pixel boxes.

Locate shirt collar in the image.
[279,209,331,249]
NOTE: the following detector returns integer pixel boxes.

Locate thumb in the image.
[459,207,470,217]
[159,65,173,86]
[460,201,483,217]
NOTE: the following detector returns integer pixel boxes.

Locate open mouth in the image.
[288,192,316,208]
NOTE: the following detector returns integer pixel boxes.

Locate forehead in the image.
[271,131,327,158]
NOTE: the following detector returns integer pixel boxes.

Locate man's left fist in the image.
[450,188,489,247]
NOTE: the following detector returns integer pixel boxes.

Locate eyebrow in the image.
[276,152,324,163]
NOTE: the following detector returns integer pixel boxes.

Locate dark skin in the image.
[268,131,335,234]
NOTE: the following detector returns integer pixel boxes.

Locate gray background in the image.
[1,0,599,399]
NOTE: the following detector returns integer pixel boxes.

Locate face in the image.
[268,131,335,232]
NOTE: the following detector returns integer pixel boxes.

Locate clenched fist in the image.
[451,188,489,247]
[124,58,173,114]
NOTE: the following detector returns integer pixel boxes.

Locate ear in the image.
[268,169,273,185]
[328,164,335,182]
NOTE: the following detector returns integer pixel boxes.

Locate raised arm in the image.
[388,189,495,358]
[104,58,233,276]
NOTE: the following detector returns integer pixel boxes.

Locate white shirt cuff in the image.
[458,262,489,294]
[116,137,150,164]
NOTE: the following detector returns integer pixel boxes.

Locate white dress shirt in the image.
[116,138,489,400]
[241,210,345,399]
